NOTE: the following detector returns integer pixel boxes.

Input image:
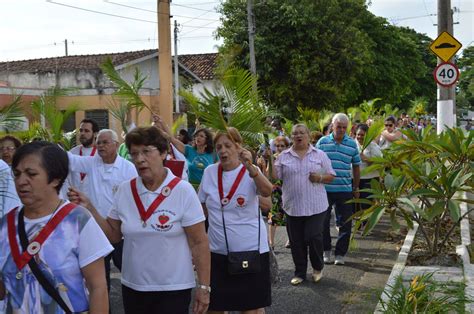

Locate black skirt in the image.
[209,252,272,311]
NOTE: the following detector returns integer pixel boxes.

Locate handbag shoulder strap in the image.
[221,202,261,254]
[18,209,72,314]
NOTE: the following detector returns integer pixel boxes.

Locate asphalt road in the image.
[110,216,402,314]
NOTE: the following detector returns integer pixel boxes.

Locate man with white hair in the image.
[316,113,361,266]
[67,129,137,291]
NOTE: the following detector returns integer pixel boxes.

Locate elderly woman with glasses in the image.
[0,136,22,167]
[68,126,211,314]
[378,116,403,150]
[273,124,335,286]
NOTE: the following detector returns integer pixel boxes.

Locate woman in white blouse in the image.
[198,127,273,314]
[69,126,210,314]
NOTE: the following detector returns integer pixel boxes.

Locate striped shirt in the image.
[316,134,361,193]
[275,146,335,216]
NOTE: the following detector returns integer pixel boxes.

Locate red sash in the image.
[130,177,181,226]
[7,203,77,271]
[79,146,97,181]
[218,163,247,206]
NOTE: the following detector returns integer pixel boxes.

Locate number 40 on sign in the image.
[433,62,459,87]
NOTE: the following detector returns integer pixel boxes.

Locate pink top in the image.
[275,146,335,216]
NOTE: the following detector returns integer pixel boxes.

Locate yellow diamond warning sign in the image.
[429,31,462,62]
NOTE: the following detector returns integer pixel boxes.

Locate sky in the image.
[0,0,472,62]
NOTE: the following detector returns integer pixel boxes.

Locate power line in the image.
[422,0,435,24]
[47,1,220,23]
[180,20,218,36]
[102,0,220,21]
[172,3,218,13]
[173,1,218,5]
[46,0,156,24]
[103,0,156,13]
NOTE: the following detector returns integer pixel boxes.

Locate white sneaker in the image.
[323,251,331,264]
[312,270,323,283]
[334,255,345,265]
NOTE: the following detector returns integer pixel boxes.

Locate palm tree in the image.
[180,67,276,147]
[100,57,150,133]
[30,87,80,149]
[0,94,26,131]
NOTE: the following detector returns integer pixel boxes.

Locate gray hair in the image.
[332,113,349,124]
[292,123,310,134]
[97,129,119,143]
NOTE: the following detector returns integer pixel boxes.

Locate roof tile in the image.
[0,49,217,80]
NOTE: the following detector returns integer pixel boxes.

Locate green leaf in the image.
[389,210,401,231]
[426,201,446,221]
[448,200,461,221]
[364,206,385,235]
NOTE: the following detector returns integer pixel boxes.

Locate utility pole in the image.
[247,0,256,76]
[157,0,173,126]
[436,0,455,133]
[174,20,180,113]
[64,39,68,56]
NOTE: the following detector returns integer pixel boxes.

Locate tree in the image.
[217,0,371,118]
[457,46,474,111]
[217,0,435,116]
[180,67,274,147]
[30,87,80,149]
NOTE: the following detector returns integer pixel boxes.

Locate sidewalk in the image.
[267,217,402,313]
[110,217,403,313]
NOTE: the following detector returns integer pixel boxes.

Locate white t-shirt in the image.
[0,202,113,313]
[108,169,205,292]
[0,160,20,218]
[198,163,269,255]
[68,153,138,218]
[60,145,96,199]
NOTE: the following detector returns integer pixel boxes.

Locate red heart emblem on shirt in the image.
[237,197,245,206]
[158,215,169,225]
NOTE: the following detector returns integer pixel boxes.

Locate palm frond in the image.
[0,94,25,129]
[31,87,80,144]
[171,115,187,135]
[106,98,130,133]
[362,119,385,151]
[101,57,152,112]
[183,67,276,146]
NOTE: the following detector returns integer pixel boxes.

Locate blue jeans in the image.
[323,192,353,256]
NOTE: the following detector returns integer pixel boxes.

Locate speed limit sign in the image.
[433,62,459,87]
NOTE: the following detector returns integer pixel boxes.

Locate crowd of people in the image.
[0,111,423,313]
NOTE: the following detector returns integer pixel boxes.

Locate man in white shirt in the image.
[61,119,99,197]
[67,129,138,292]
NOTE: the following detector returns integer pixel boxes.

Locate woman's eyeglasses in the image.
[384,124,393,127]
[0,146,15,152]
[130,147,158,160]
[275,145,286,148]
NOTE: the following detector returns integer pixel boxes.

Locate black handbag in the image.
[221,205,261,275]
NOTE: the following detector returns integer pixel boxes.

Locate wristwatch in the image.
[197,284,211,293]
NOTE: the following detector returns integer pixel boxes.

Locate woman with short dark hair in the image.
[0,141,112,313]
[69,127,211,314]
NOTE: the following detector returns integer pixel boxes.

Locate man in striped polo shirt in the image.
[316,113,361,265]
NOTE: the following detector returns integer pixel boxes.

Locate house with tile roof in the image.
[0,49,218,134]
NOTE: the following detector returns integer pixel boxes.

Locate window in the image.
[85,110,109,130]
